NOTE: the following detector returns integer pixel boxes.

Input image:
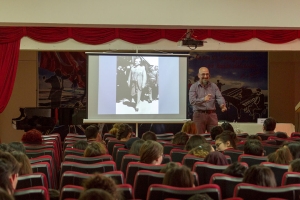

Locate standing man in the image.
[189,67,227,134]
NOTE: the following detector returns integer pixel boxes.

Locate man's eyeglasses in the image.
[200,73,210,77]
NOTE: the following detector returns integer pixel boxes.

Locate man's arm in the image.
[214,84,227,112]
[189,83,207,106]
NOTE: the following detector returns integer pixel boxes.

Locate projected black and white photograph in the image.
[116,56,159,114]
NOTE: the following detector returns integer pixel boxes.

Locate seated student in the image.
[221,122,235,133]
[185,135,207,151]
[188,143,214,158]
[263,117,276,134]
[284,142,300,159]
[85,125,104,144]
[8,142,26,153]
[210,126,223,141]
[124,137,140,149]
[243,139,264,156]
[160,162,180,173]
[172,132,189,145]
[21,129,43,144]
[129,139,145,156]
[223,162,247,177]
[0,151,20,195]
[163,165,194,187]
[0,144,11,152]
[243,165,276,187]
[215,131,237,152]
[275,131,288,139]
[181,121,197,135]
[142,131,157,141]
[140,140,164,165]
[73,140,88,150]
[79,189,114,200]
[116,124,133,142]
[10,151,32,176]
[267,146,293,165]
[288,158,300,172]
[84,142,107,157]
[0,188,14,200]
[204,151,228,165]
[108,123,121,137]
[82,173,120,200]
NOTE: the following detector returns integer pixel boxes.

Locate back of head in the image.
[189,143,213,158]
[85,125,99,140]
[0,144,11,152]
[163,165,194,187]
[244,139,264,156]
[73,140,89,150]
[8,142,26,154]
[84,142,106,157]
[289,158,300,172]
[82,173,119,199]
[247,135,262,141]
[10,151,32,176]
[221,122,234,132]
[117,124,132,141]
[275,131,288,139]
[210,126,223,140]
[142,131,157,141]
[267,146,292,165]
[79,189,114,200]
[223,162,247,177]
[108,128,118,137]
[21,129,42,144]
[215,131,237,150]
[185,135,207,151]
[204,151,228,165]
[285,142,300,159]
[140,140,163,164]
[243,165,276,187]
[129,139,145,156]
[172,132,189,145]
[263,117,276,132]
[160,162,180,173]
[181,121,197,134]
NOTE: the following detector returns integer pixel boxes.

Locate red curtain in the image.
[0,27,300,112]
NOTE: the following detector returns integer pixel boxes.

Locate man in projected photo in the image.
[189,67,227,134]
[147,65,158,103]
[127,57,147,112]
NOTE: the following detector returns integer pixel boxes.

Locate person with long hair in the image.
[140,140,163,165]
[185,135,207,151]
[10,151,32,176]
[116,124,132,142]
[188,143,214,158]
[181,121,197,135]
[215,131,237,151]
[267,146,293,165]
[204,151,228,165]
[163,165,194,187]
[84,142,107,157]
[243,165,276,187]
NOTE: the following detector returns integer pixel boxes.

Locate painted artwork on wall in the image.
[187,52,268,122]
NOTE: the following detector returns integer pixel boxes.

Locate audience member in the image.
[215,131,237,151]
[243,139,264,156]
[117,124,132,142]
[188,143,214,158]
[0,188,14,200]
[288,158,300,172]
[275,131,288,139]
[10,151,32,176]
[204,151,228,165]
[284,142,300,159]
[210,126,223,141]
[129,139,145,156]
[142,131,157,141]
[84,142,107,157]
[223,162,247,177]
[21,129,42,144]
[185,135,207,151]
[8,142,26,154]
[0,151,20,195]
[263,117,276,134]
[160,162,180,173]
[140,140,163,165]
[82,173,120,200]
[247,135,262,141]
[108,123,121,137]
[181,121,197,135]
[172,132,189,145]
[72,140,88,150]
[79,189,114,200]
[221,122,235,133]
[267,146,293,165]
[85,125,102,143]
[0,144,11,152]
[243,165,276,187]
[124,137,140,149]
[163,165,194,187]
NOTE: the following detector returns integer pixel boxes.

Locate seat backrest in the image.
[261,162,288,186]
[238,154,268,167]
[237,133,249,138]
[118,184,134,200]
[103,133,116,141]
[256,133,275,141]
[107,140,125,155]
[31,162,53,189]
[14,186,49,200]
[126,162,166,186]
[60,185,83,200]
[182,154,205,169]
[163,144,185,155]
[234,183,300,200]
[210,173,243,199]
[17,172,48,190]
[63,148,84,158]
[162,154,171,164]
[291,132,300,138]
[146,184,222,200]
[60,161,116,178]
[116,148,129,170]
[157,136,174,142]
[134,170,165,199]
[121,154,140,176]
[282,172,300,186]
[193,162,229,185]
[26,148,59,169]
[263,144,280,155]
[170,149,188,163]
[112,144,125,161]
[224,149,244,163]
[64,154,113,164]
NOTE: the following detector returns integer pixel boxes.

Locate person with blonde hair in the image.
[84,142,107,157]
[267,146,293,165]
[181,121,197,135]
[10,151,32,176]
[188,143,214,158]
[140,140,163,165]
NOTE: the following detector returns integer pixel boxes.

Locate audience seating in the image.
[60,185,83,200]
[146,184,222,200]
[112,143,125,161]
[224,149,244,163]
[126,162,166,186]
[256,133,276,141]
[170,148,188,163]
[64,154,113,164]
[234,183,300,200]
[163,143,185,155]
[238,154,268,167]
[162,154,171,164]
[31,162,54,189]
[116,148,129,170]
[263,144,280,155]
[210,173,243,199]
[120,154,140,176]
[103,133,116,141]
[193,162,229,185]
[26,148,59,169]
[282,172,300,186]
[17,172,48,190]
[260,162,288,186]
[107,140,126,155]
[182,154,204,169]
[118,184,135,200]
[14,186,49,200]
[157,136,174,142]
[291,132,300,138]
[63,148,84,158]
[237,133,249,138]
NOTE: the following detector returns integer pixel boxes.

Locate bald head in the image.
[198,67,210,85]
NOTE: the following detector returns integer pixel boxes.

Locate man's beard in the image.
[202,79,208,85]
